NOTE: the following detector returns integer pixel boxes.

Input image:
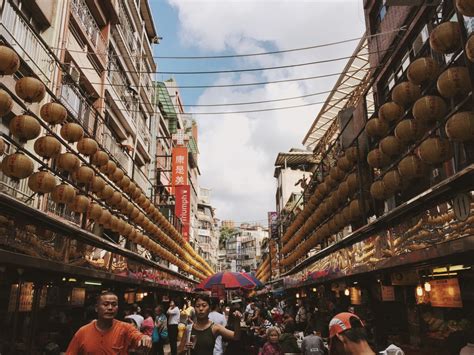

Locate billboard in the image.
[172,147,188,188]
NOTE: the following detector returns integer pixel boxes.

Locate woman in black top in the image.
[179,295,242,355]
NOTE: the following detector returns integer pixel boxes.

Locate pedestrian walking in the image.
[328,312,375,355]
[259,327,283,355]
[168,300,181,355]
[179,295,242,355]
[151,305,168,355]
[301,325,326,355]
[208,299,227,355]
[66,291,152,354]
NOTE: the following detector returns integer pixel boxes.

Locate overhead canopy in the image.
[302,34,374,151]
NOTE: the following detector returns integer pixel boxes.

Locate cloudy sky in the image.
[151,0,366,225]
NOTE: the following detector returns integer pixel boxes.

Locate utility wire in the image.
[50,27,405,60]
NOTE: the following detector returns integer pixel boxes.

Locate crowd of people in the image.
[64,291,407,355]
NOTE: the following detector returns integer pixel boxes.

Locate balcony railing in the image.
[46,196,81,225]
[137,117,151,152]
[0,171,35,207]
[117,0,138,64]
[100,129,131,173]
[0,0,52,83]
[133,167,152,197]
[70,0,107,61]
[60,82,95,136]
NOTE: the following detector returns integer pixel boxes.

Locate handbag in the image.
[160,328,168,340]
[152,327,160,343]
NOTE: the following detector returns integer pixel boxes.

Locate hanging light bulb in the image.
[416,285,424,297]
[312,288,317,292]
[344,288,350,296]
[296,293,300,299]
[424,282,431,292]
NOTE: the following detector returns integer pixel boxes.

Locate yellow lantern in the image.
[418,137,452,165]
[392,82,421,107]
[412,96,447,123]
[378,102,404,122]
[437,67,471,98]
[379,136,403,157]
[72,165,95,184]
[337,181,350,202]
[40,102,67,125]
[395,119,426,144]
[429,21,461,54]
[111,168,124,183]
[34,135,61,159]
[0,45,20,75]
[465,35,474,62]
[456,0,474,16]
[28,171,56,194]
[57,152,80,173]
[107,191,122,207]
[98,209,112,226]
[0,89,13,116]
[367,148,391,168]
[370,181,387,200]
[346,173,359,195]
[365,118,389,138]
[407,57,440,85]
[330,166,345,181]
[51,183,76,204]
[0,138,5,156]
[15,77,46,103]
[349,199,365,221]
[383,170,403,194]
[68,195,90,213]
[60,122,84,143]
[90,176,106,193]
[345,146,359,163]
[119,175,131,189]
[77,138,98,156]
[337,155,352,171]
[100,160,116,175]
[1,153,34,179]
[87,203,103,221]
[398,155,427,180]
[445,111,474,141]
[9,115,41,140]
[91,150,109,167]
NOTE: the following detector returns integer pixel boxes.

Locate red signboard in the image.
[172,147,188,188]
[175,185,190,241]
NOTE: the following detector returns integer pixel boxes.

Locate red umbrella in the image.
[195,271,257,290]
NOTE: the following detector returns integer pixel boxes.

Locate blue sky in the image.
[148,1,366,225]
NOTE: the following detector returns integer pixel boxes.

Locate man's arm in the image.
[65,328,83,355]
[127,323,151,349]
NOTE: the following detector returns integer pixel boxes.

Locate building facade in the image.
[196,187,220,270]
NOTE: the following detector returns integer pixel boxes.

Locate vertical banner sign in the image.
[267,212,279,239]
[175,185,190,241]
[172,147,188,188]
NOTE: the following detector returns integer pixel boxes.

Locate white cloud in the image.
[167,0,366,223]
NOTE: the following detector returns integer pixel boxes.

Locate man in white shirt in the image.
[208,300,227,355]
[125,304,144,329]
[167,300,180,355]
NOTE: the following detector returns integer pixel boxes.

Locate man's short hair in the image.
[96,291,118,304]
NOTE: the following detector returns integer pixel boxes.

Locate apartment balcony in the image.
[100,127,132,174]
[60,82,96,136]
[0,172,35,207]
[133,167,152,197]
[136,117,151,162]
[70,0,107,65]
[0,0,53,83]
[113,0,140,76]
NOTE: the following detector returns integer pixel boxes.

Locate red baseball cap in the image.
[329,312,363,339]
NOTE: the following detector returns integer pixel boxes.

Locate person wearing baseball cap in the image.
[328,312,375,355]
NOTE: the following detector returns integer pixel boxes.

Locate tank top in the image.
[191,322,216,355]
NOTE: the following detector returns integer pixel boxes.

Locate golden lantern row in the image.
[0,45,20,75]
[15,77,45,103]
[0,89,13,116]
[456,0,474,17]
[430,21,461,55]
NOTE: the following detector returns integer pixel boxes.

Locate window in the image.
[371,0,388,31]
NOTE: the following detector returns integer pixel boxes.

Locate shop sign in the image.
[267,212,279,239]
[453,193,471,222]
[381,285,396,301]
[71,288,86,306]
[172,146,188,188]
[211,284,226,300]
[391,270,419,285]
[9,282,34,312]
[350,287,362,305]
[175,185,190,241]
[430,278,463,308]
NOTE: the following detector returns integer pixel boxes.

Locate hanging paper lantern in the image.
[418,137,453,164]
[370,181,388,200]
[325,175,337,188]
[0,89,13,116]
[130,207,140,219]
[337,181,350,202]
[345,146,359,163]
[349,199,365,221]
[125,181,137,195]
[107,191,122,207]
[91,150,109,167]
[131,188,141,199]
[40,102,67,125]
[28,171,56,194]
[60,122,84,143]
[392,82,421,107]
[395,119,426,144]
[1,153,34,179]
[119,175,131,189]
[111,168,124,183]
[337,155,352,171]
[0,138,5,156]
[142,198,151,211]
[412,96,447,123]
[0,45,20,75]
[330,166,345,181]
[437,67,471,98]
[72,165,95,184]
[456,0,474,16]
[57,152,80,173]
[383,170,403,195]
[379,136,403,157]
[9,115,41,140]
[90,176,106,193]
[15,77,46,103]
[34,135,61,159]
[99,185,114,200]
[465,35,474,62]
[87,202,103,221]
[365,118,389,138]
[398,155,427,179]
[108,216,119,231]
[68,195,90,213]
[51,183,76,204]
[407,57,440,85]
[429,21,461,54]
[379,102,404,122]
[98,209,112,225]
[367,148,391,168]
[346,173,359,195]
[445,111,474,141]
[77,138,98,156]
[100,160,116,175]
